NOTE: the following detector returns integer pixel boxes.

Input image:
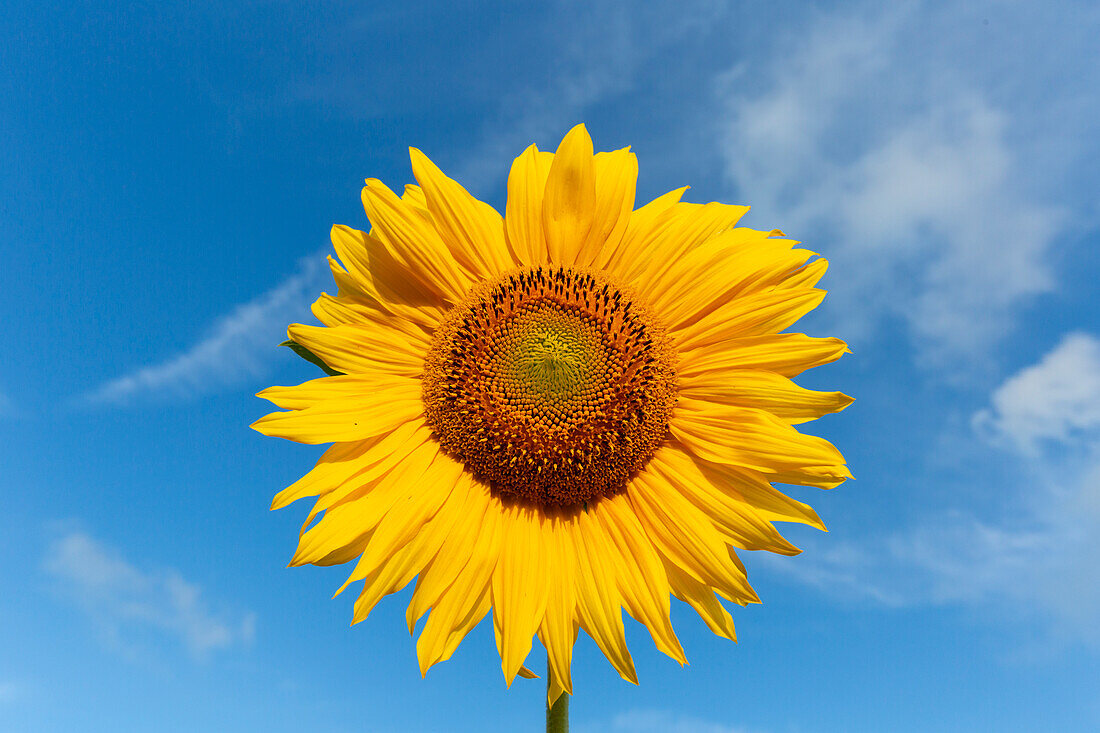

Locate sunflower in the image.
[253,124,851,704]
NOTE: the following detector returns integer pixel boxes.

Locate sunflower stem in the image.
[546,664,569,733]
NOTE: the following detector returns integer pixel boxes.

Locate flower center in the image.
[422,266,676,507]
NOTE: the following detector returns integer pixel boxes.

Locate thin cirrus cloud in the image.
[416,0,729,193]
[78,2,663,410]
[81,254,329,406]
[761,332,1100,648]
[716,2,1098,369]
[43,530,256,659]
[79,0,722,409]
[905,334,1100,647]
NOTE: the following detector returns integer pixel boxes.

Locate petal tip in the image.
[408,146,431,169]
[558,123,594,154]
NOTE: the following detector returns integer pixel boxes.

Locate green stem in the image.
[546,664,569,733]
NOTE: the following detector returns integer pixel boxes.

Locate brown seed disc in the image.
[422,265,676,508]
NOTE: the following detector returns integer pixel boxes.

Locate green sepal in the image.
[279,340,345,377]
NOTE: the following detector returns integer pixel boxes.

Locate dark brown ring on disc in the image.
[422,265,676,508]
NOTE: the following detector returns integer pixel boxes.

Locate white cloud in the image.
[763,333,1100,647]
[82,254,328,405]
[754,539,907,608]
[973,332,1100,453]
[43,531,255,659]
[576,709,764,733]
[762,484,1100,649]
[889,491,1100,647]
[717,2,1097,367]
[950,333,1100,643]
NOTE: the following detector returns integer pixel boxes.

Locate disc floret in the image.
[423,265,676,507]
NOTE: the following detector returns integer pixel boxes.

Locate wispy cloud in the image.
[81,254,328,406]
[763,332,1100,648]
[763,491,1100,649]
[973,332,1100,454]
[43,531,255,659]
[82,2,735,409]
[432,0,733,193]
[754,538,907,608]
[716,2,1098,368]
[576,709,765,733]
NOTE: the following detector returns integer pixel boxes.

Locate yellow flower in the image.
[252,124,851,703]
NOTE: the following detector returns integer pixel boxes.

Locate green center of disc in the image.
[521,330,584,394]
[489,302,615,431]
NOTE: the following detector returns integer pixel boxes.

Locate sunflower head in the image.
[422,265,677,507]
[253,124,851,704]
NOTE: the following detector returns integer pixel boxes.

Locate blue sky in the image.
[3,1,1099,730]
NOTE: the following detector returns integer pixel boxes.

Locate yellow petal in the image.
[310,291,441,335]
[349,452,464,584]
[361,179,472,303]
[679,333,851,379]
[537,513,577,697]
[779,257,829,289]
[647,230,816,330]
[542,124,597,266]
[402,183,428,210]
[504,144,555,265]
[342,469,476,622]
[290,439,440,566]
[416,494,503,675]
[573,147,638,268]
[310,291,383,328]
[648,446,801,555]
[618,201,750,288]
[595,497,686,664]
[671,399,848,479]
[250,379,422,444]
[257,373,416,410]
[298,421,433,530]
[409,147,514,279]
[348,540,431,624]
[570,510,638,684]
[406,476,493,632]
[491,503,550,686]
[270,439,375,511]
[287,322,427,377]
[673,288,827,352]
[417,584,492,675]
[272,420,429,513]
[601,186,688,279]
[665,562,737,641]
[439,591,492,668]
[679,369,853,424]
[328,253,373,304]
[547,673,570,708]
[692,459,827,529]
[628,473,759,605]
[329,224,443,309]
[325,256,443,330]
